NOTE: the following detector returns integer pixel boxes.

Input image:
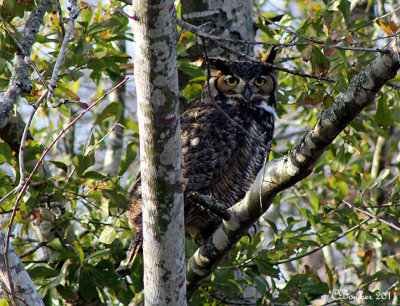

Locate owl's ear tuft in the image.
[206,57,231,74]
[261,47,277,64]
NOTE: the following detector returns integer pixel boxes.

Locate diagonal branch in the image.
[0,0,51,129]
[186,35,400,296]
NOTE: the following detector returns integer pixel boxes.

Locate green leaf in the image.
[177,32,197,55]
[386,257,400,277]
[336,181,348,201]
[83,171,107,180]
[56,285,75,301]
[79,268,99,301]
[94,102,123,125]
[86,18,122,36]
[349,120,367,132]
[338,0,351,24]
[247,232,262,258]
[359,270,396,288]
[119,144,137,176]
[73,240,85,263]
[183,83,203,102]
[99,219,120,244]
[374,96,394,127]
[302,281,329,298]
[311,46,330,75]
[25,189,43,211]
[284,273,309,290]
[28,266,59,279]
[265,219,278,235]
[254,257,280,278]
[178,60,205,79]
[73,152,95,177]
[48,160,69,172]
[330,145,346,173]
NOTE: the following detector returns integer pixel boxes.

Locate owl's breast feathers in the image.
[180,94,275,241]
[126,87,276,260]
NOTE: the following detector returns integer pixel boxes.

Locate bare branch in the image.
[47,0,81,107]
[258,13,324,44]
[342,200,400,232]
[16,93,47,190]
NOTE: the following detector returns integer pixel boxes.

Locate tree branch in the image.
[0,0,51,129]
[186,35,400,296]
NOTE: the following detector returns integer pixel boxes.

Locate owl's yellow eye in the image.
[224,76,239,87]
[254,76,267,87]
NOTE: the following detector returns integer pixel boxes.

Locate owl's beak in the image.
[243,84,251,100]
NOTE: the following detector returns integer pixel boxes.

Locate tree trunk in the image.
[132,0,186,304]
[181,0,255,59]
[104,41,126,177]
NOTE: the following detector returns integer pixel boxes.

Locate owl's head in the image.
[207,48,278,114]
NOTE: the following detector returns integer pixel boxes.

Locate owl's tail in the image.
[126,229,143,266]
[116,227,142,277]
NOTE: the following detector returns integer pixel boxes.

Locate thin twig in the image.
[257,9,396,55]
[349,6,400,35]
[13,0,81,202]
[342,200,400,231]
[0,276,13,305]
[177,18,335,83]
[47,0,81,107]
[258,13,324,44]
[335,45,390,53]
[17,92,48,190]
[274,217,372,265]
[19,242,49,259]
[55,0,66,37]
[349,34,398,45]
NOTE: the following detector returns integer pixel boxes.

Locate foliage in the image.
[0,0,400,305]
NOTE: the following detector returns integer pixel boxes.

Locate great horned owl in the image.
[126,49,278,263]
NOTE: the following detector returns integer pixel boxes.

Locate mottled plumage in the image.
[126,49,278,264]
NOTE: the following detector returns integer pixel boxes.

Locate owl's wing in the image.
[180,104,239,194]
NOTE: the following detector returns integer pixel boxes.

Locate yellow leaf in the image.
[377,20,400,35]
[312,3,322,11]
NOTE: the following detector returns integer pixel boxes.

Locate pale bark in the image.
[103,40,126,177]
[0,230,45,306]
[132,0,186,304]
[0,0,51,129]
[181,0,255,59]
[103,79,126,177]
[186,36,400,295]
